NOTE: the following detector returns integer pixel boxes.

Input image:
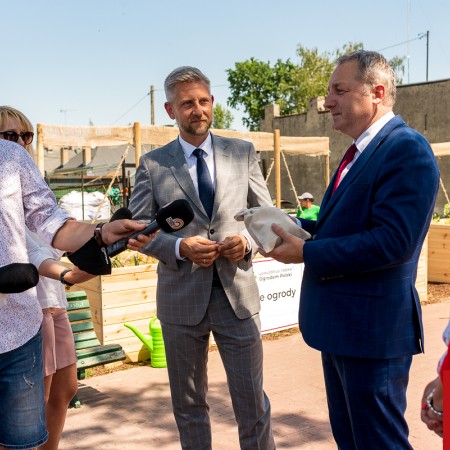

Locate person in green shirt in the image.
[296,192,320,220]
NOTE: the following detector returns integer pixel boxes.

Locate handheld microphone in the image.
[106,199,194,257]
[0,263,39,294]
[110,207,133,222]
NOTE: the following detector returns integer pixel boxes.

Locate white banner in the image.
[253,257,303,334]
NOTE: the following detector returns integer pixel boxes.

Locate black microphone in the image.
[106,199,194,257]
[110,207,133,222]
[0,263,39,294]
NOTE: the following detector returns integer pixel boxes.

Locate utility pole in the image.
[59,108,76,125]
[426,30,429,81]
[418,31,430,82]
[150,85,155,125]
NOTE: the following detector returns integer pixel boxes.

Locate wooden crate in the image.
[417,235,428,303]
[73,264,158,362]
[428,223,450,283]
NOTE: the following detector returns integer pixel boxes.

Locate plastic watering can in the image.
[124,317,167,368]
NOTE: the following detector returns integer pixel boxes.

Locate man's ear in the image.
[373,84,385,104]
[164,102,175,119]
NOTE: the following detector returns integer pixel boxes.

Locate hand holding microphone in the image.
[107,199,194,256]
[68,199,194,274]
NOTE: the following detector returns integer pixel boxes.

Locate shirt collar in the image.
[355,111,395,152]
[179,133,213,159]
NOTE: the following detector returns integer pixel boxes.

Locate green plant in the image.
[433,203,450,223]
[111,250,158,268]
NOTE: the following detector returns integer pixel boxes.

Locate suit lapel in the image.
[317,116,406,226]
[210,134,232,220]
[167,140,206,216]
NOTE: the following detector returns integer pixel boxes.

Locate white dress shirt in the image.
[340,111,395,183]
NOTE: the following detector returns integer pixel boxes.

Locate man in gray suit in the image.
[129,67,275,450]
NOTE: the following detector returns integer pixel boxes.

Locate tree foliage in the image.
[226,42,405,131]
[227,57,297,131]
[389,56,406,84]
[212,103,234,129]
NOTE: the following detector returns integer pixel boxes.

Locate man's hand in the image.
[101,220,146,245]
[180,236,219,267]
[421,377,443,438]
[217,235,247,261]
[261,224,305,264]
[127,233,157,251]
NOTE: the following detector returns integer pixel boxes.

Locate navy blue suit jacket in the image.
[299,115,440,359]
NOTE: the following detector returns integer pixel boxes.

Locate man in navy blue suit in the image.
[265,50,440,449]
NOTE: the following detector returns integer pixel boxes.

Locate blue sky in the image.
[2,0,449,131]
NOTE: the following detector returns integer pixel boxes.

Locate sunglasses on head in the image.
[0,130,34,145]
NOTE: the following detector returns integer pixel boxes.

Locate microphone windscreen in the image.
[0,263,39,294]
[155,199,194,233]
[110,207,133,222]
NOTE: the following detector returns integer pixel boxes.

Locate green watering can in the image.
[124,317,167,368]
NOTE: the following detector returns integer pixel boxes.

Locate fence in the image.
[47,169,132,220]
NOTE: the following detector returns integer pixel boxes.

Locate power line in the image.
[110,84,229,126]
[377,33,426,52]
[111,92,149,125]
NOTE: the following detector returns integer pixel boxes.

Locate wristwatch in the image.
[94,222,106,247]
[59,269,74,287]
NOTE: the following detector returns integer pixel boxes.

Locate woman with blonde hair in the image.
[0,105,93,450]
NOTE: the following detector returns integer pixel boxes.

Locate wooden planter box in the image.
[428,222,450,283]
[66,234,429,364]
[417,235,428,303]
[72,264,158,362]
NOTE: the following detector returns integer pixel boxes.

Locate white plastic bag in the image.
[59,191,110,221]
[234,206,311,253]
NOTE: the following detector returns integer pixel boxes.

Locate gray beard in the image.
[179,121,211,137]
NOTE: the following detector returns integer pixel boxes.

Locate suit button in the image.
[312,235,317,240]
[210,229,215,235]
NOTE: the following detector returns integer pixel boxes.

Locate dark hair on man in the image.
[336,50,397,107]
[164,66,211,102]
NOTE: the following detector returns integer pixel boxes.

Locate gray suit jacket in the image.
[129,133,272,325]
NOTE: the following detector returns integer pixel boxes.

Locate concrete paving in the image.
[61,301,449,449]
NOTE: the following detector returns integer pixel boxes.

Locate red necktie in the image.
[332,143,358,194]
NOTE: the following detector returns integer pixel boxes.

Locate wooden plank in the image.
[102,317,156,343]
[76,343,124,357]
[66,290,88,301]
[88,287,157,310]
[68,311,92,322]
[75,265,157,294]
[428,223,450,282]
[75,339,101,350]
[112,337,151,358]
[124,348,150,363]
[417,236,428,303]
[76,349,126,370]
[67,299,90,311]
[73,331,98,343]
[99,303,157,325]
[71,321,95,333]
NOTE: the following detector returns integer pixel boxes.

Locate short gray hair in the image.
[164,66,211,102]
[336,50,397,107]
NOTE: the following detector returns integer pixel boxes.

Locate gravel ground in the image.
[426,282,450,304]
